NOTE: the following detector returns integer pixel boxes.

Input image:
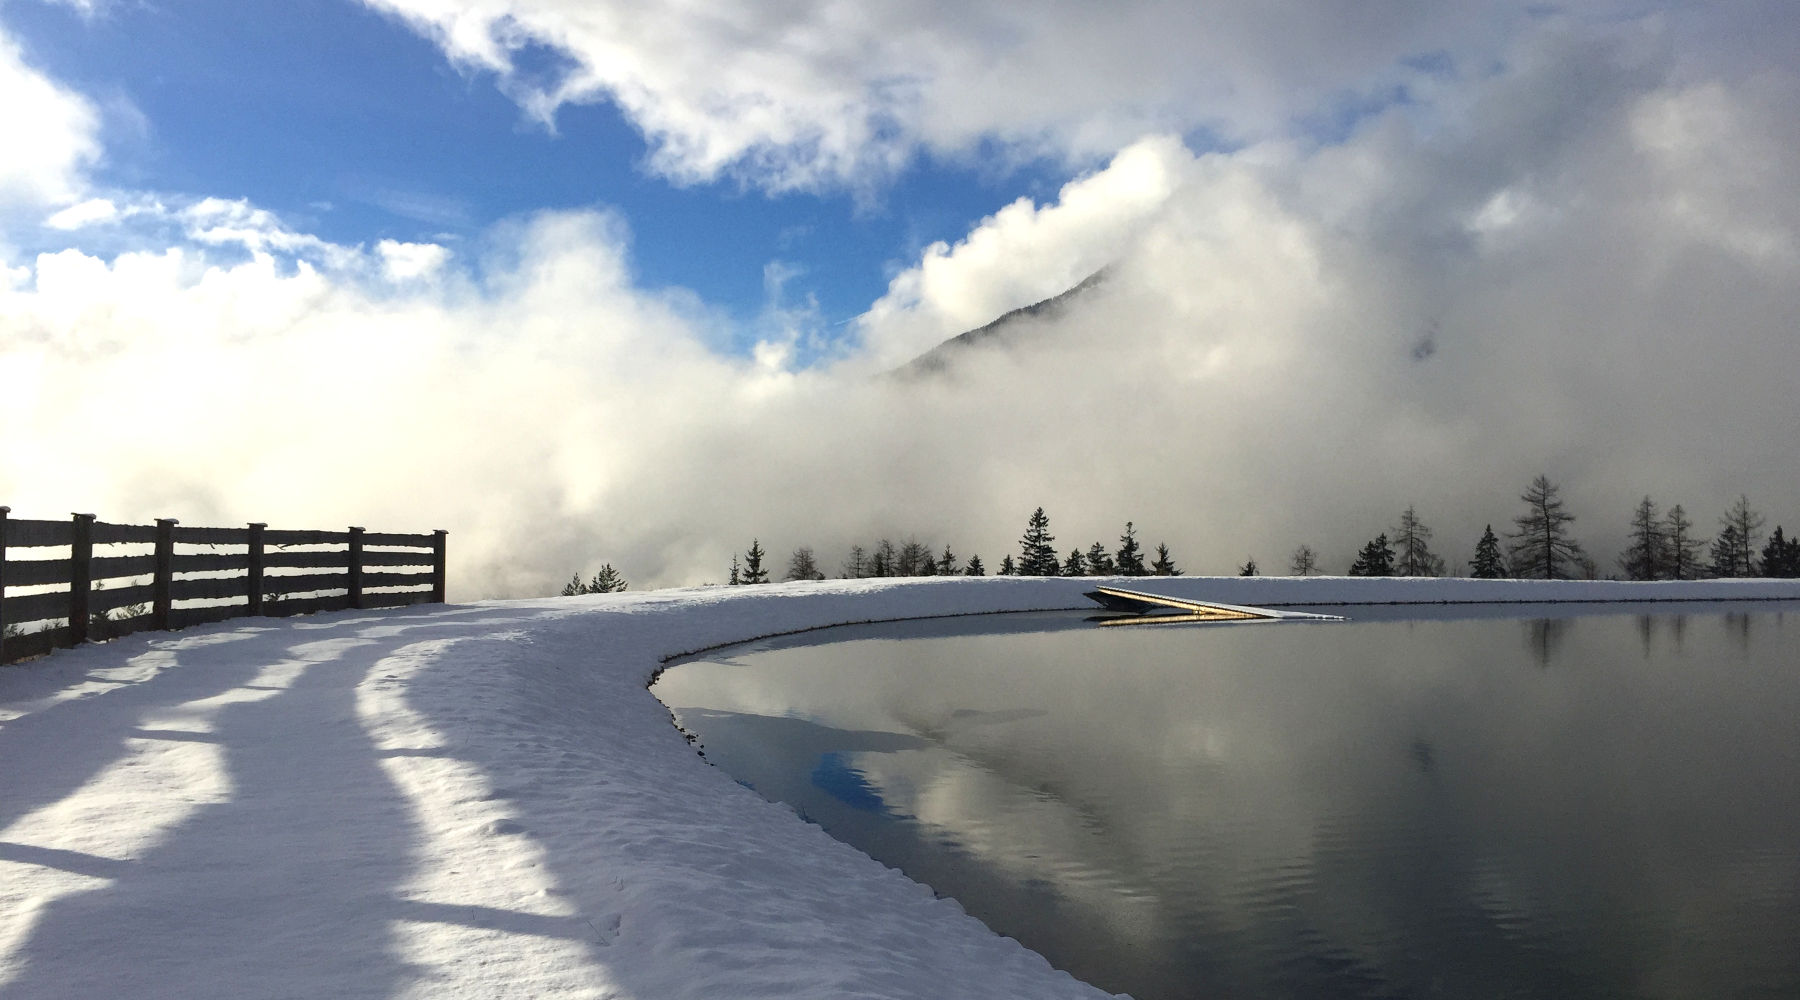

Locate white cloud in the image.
[178,197,351,262]
[851,135,1188,369]
[2,207,763,596]
[1628,79,1799,267]
[377,239,451,281]
[359,0,1701,193]
[43,196,118,230]
[0,27,101,209]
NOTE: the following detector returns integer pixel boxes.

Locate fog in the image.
[4,12,1797,597]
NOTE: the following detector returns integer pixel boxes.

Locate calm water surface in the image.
[654,606,1800,999]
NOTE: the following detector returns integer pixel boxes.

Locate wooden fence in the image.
[1,508,445,665]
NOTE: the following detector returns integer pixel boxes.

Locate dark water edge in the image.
[656,605,1800,1000]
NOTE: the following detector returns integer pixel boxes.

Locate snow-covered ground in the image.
[3,576,1798,999]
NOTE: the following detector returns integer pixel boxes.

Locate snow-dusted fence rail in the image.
[0,508,446,664]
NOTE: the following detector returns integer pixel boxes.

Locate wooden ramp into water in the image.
[1084,586,1282,626]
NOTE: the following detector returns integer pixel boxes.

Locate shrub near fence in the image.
[1,508,446,665]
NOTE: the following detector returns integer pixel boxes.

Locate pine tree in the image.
[1709,525,1743,578]
[560,573,587,596]
[786,547,822,581]
[1507,475,1585,580]
[842,544,867,579]
[588,564,628,593]
[1718,495,1764,577]
[1018,507,1059,576]
[1238,558,1259,576]
[1664,505,1703,581]
[1470,525,1507,578]
[742,539,770,584]
[729,555,741,586]
[965,554,986,576]
[998,554,1016,576]
[1062,549,1086,576]
[1348,534,1394,576]
[1618,496,1667,581]
[871,539,897,577]
[937,546,958,576]
[1391,505,1445,577]
[1150,543,1181,576]
[897,539,933,576]
[1085,541,1115,576]
[1115,521,1147,576]
[1760,526,1800,578]
[1289,544,1319,576]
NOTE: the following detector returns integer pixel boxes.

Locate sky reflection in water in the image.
[655,606,1800,1000]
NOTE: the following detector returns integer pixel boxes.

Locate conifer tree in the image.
[965,554,986,576]
[1618,496,1667,581]
[1470,525,1507,578]
[786,547,822,581]
[1085,542,1115,576]
[1760,526,1800,578]
[871,539,898,577]
[914,544,940,576]
[1391,505,1445,577]
[898,539,934,576]
[1709,525,1743,578]
[729,555,741,586]
[1115,521,1147,576]
[1507,475,1585,579]
[1289,544,1319,576]
[1063,549,1086,576]
[1018,507,1059,576]
[1150,543,1181,576]
[842,544,867,579]
[937,546,958,576]
[998,554,1016,576]
[1718,495,1764,577]
[588,564,628,593]
[1664,505,1703,581]
[1348,534,1394,576]
[741,539,770,584]
[560,573,587,596]
[1239,558,1259,576]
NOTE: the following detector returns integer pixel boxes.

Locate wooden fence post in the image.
[153,518,177,630]
[432,530,447,604]
[1,506,10,658]
[68,512,94,647]
[348,526,364,610]
[247,523,266,616]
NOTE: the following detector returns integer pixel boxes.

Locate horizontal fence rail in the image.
[1,508,446,665]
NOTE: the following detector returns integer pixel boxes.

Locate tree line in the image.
[564,475,1797,592]
[1299,475,1797,580]
[560,564,628,595]
[722,509,1184,586]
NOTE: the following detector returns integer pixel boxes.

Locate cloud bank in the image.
[5,10,1799,595]
[356,0,1634,192]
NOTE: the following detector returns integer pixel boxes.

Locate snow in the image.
[3,575,1798,999]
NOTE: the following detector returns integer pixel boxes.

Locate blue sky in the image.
[3,0,1076,337]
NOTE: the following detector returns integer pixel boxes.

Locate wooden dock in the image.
[1084,586,1280,625]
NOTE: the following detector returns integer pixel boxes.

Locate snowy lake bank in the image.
[3,576,1798,999]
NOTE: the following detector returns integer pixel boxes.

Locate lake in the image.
[653,605,1800,999]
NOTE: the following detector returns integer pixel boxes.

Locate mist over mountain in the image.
[893,269,1111,380]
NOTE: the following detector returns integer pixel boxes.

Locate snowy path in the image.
[3,576,1797,999]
